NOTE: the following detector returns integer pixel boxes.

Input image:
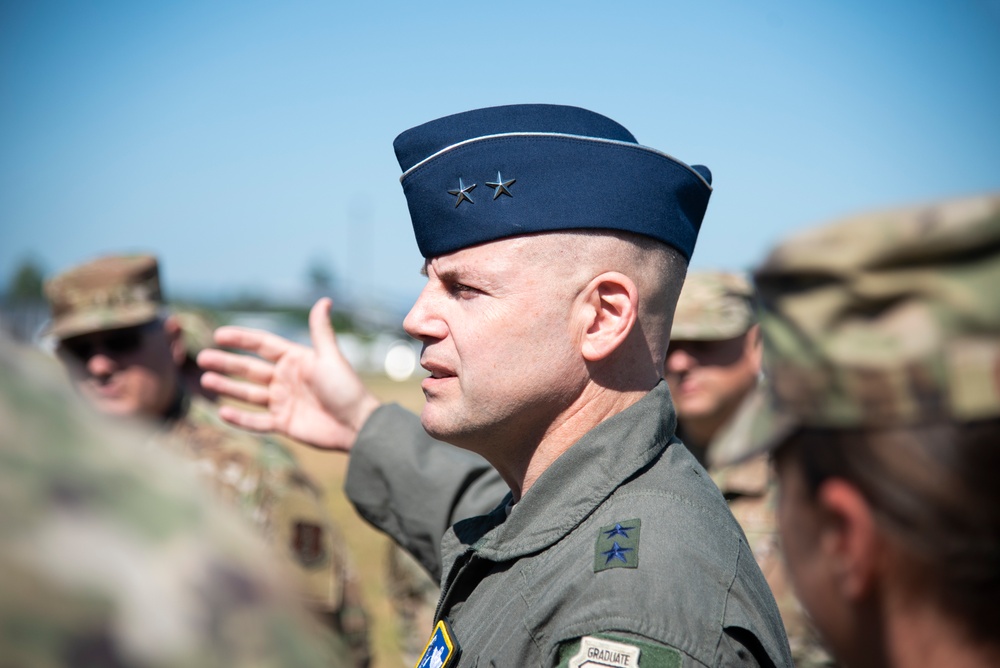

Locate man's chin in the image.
[420,407,477,450]
[674,402,720,422]
[85,395,139,419]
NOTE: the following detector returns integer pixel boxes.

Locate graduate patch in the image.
[415,618,460,668]
[594,519,640,572]
[568,636,640,668]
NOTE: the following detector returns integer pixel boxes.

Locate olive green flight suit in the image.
[346,382,792,667]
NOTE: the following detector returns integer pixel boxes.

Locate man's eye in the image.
[448,282,480,298]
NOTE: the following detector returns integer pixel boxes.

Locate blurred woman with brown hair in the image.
[751,193,1000,668]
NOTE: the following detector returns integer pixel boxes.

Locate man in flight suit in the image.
[200,104,792,667]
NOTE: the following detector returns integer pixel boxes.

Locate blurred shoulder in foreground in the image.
[0,335,350,667]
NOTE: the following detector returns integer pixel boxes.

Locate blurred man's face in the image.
[664,325,761,426]
[57,319,183,419]
[402,236,586,453]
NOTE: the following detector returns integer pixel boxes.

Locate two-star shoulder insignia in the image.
[594,519,641,572]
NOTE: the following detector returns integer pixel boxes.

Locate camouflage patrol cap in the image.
[670,271,757,341]
[751,192,1000,451]
[44,254,163,340]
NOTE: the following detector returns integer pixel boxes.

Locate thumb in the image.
[309,298,339,360]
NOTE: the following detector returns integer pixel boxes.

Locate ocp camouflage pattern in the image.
[671,271,757,341]
[163,394,371,666]
[754,193,1000,429]
[0,337,348,667]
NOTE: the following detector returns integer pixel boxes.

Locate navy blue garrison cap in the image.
[393,104,712,260]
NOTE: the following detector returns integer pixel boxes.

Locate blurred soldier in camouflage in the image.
[665,271,834,667]
[0,334,349,667]
[43,253,370,666]
[752,193,1000,667]
[174,307,220,402]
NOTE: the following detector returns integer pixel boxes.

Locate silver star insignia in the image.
[448,178,476,207]
[485,171,516,199]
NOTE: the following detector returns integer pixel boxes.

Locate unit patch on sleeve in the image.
[415,618,460,668]
[594,518,640,572]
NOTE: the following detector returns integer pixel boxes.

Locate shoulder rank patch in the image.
[415,618,460,668]
[594,518,640,572]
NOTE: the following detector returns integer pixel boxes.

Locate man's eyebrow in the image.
[421,259,494,285]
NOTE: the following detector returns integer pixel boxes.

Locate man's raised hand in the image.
[197,298,380,452]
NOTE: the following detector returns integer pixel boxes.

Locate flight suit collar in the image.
[446,381,678,564]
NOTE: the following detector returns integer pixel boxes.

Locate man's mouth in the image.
[421,360,455,379]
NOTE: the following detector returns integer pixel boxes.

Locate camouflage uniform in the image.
[164,394,371,666]
[0,335,348,667]
[671,271,834,667]
[750,192,1000,442]
[385,543,440,666]
[44,254,370,666]
[746,192,1000,666]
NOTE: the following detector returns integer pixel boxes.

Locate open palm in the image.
[198,298,380,452]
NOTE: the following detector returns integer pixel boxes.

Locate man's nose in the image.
[85,351,118,376]
[403,289,447,342]
[664,346,695,374]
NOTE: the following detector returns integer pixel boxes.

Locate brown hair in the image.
[782,419,1000,647]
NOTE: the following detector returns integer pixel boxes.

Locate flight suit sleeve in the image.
[344,403,509,583]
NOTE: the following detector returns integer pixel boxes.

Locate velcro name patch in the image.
[568,636,640,668]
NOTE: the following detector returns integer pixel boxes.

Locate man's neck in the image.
[487,384,652,502]
[158,386,187,425]
[880,597,999,668]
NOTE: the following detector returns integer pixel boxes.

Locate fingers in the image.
[212,326,297,363]
[218,404,276,433]
[201,371,271,406]
[197,349,275,385]
[309,298,338,359]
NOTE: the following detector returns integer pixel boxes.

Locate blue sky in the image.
[2,1,999,314]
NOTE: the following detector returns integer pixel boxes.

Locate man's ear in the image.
[816,479,880,601]
[163,315,186,367]
[577,272,639,362]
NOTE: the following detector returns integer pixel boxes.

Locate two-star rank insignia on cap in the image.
[415,618,460,668]
[447,178,476,208]
[448,172,516,207]
[594,519,641,572]
[485,171,515,199]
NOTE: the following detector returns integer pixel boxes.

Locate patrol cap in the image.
[44,254,163,340]
[749,193,1000,453]
[394,104,712,260]
[670,271,757,341]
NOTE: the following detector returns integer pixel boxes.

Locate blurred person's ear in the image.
[163,316,186,368]
[815,479,880,601]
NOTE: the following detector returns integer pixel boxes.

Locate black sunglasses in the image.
[60,322,155,362]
